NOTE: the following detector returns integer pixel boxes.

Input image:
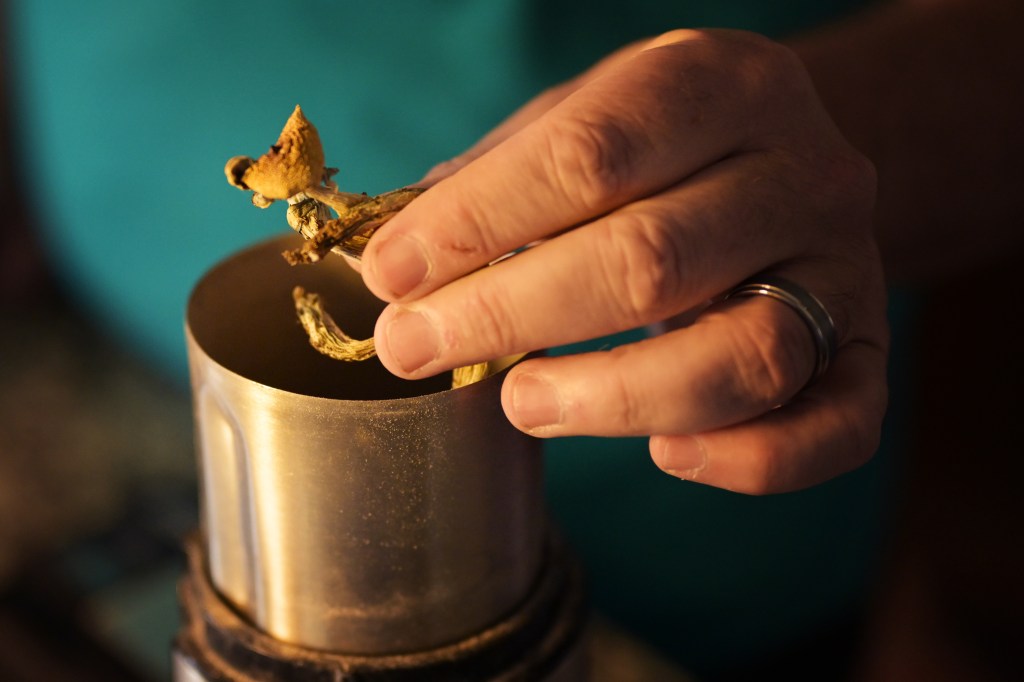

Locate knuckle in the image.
[460,284,519,357]
[605,347,647,433]
[727,309,810,410]
[543,113,636,211]
[603,211,687,324]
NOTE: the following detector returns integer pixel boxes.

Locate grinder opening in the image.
[187,234,453,400]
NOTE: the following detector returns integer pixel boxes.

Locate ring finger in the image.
[499,286,850,438]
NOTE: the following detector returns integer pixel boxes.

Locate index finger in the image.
[361,31,802,302]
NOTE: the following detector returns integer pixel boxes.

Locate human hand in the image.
[361,29,888,494]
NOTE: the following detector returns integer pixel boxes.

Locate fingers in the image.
[357,28,888,497]
[493,298,886,495]
[649,341,888,494]
[362,31,786,303]
[371,149,845,379]
[498,295,823,437]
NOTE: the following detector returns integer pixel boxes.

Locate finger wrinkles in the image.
[598,209,689,325]
[539,111,643,215]
[508,346,664,437]
[601,347,652,434]
[715,300,814,412]
[453,279,521,359]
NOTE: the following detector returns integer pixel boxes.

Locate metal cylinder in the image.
[185,234,546,655]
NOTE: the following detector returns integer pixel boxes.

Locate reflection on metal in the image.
[175,235,587,679]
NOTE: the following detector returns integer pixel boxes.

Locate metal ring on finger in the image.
[725,275,838,385]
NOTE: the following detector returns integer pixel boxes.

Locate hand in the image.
[361,29,888,494]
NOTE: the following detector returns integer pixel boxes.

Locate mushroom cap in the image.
[232,105,326,200]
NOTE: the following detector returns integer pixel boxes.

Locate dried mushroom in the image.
[225,106,325,202]
[227,106,488,387]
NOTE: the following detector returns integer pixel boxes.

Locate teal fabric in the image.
[9,0,890,674]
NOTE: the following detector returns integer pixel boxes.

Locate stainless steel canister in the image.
[184,234,546,656]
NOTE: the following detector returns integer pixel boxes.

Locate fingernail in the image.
[655,436,707,477]
[384,310,439,373]
[511,374,564,430]
[373,234,430,298]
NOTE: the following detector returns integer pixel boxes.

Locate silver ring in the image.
[725,276,838,384]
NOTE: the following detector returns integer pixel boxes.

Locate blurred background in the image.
[1,1,1021,680]
[0,4,197,675]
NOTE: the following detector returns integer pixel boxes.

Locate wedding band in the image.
[726,276,838,384]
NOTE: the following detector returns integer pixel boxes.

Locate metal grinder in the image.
[173,235,588,681]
